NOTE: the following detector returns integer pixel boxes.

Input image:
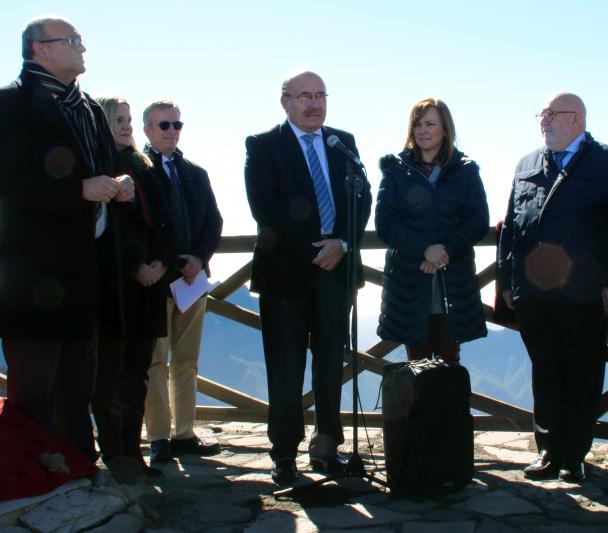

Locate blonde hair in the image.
[97,95,151,167]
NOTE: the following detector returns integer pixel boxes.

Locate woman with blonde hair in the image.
[376,98,488,362]
[93,96,173,481]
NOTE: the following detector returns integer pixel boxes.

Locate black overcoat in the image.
[144,146,223,281]
[98,148,174,339]
[0,70,121,340]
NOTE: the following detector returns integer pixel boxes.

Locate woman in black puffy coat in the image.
[375,98,489,362]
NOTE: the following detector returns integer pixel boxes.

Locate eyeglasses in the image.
[284,92,328,102]
[158,121,184,131]
[39,36,84,47]
[535,110,576,123]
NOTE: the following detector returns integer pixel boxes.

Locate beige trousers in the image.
[144,296,206,441]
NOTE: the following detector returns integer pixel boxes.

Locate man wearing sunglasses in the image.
[0,17,134,462]
[142,100,223,463]
[499,93,608,483]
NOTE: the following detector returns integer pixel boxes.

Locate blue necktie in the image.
[166,159,183,200]
[301,133,335,234]
[553,150,568,170]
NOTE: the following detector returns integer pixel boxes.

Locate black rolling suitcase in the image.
[382,358,473,497]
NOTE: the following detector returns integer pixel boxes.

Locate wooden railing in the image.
[193,228,608,438]
[1,228,607,438]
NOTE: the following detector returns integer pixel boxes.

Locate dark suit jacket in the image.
[144,146,223,281]
[245,121,371,299]
[0,69,120,340]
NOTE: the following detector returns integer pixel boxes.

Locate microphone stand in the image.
[273,161,388,498]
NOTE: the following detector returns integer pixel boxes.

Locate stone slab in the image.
[244,510,319,532]
[301,504,411,528]
[477,518,521,532]
[537,526,608,533]
[475,432,531,446]
[0,478,91,518]
[385,498,437,514]
[224,436,269,448]
[454,489,542,516]
[20,488,126,533]
[482,445,538,465]
[402,521,475,533]
[89,513,142,533]
[420,508,475,522]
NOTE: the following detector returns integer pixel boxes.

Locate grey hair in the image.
[22,17,65,59]
[142,100,180,125]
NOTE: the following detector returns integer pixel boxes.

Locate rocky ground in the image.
[1,422,607,532]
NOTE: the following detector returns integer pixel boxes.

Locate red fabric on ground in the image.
[0,398,97,500]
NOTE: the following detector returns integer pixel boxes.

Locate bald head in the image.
[540,92,586,150]
[281,71,324,97]
[280,70,327,133]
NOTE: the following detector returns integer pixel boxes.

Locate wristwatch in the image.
[339,239,348,253]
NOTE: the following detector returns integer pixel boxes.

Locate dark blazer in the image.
[376,150,489,346]
[144,146,223,281]
[245,121,372,299]
[0,69,120,340]
[499,133,608,308]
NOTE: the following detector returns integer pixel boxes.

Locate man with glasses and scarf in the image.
[499,93,608,483]
[142,100,223,463]
[0,17,133,461]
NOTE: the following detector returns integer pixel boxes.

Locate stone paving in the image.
[1,422,607,532]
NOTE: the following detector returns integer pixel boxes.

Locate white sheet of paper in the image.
[170,270,214,313]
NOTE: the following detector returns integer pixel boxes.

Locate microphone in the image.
[326,135,364,168]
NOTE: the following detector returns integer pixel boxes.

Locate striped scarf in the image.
[24,60,100,174]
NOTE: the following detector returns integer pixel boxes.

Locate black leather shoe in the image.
[271,459,298,484]
[559,461,585,482]
[170,436,220,456]
[150,439,172,463]
[310,453,348,474]
[523,450,561,480]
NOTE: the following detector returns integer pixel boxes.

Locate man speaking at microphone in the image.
[245,70,371,483]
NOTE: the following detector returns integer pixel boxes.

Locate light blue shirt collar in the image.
[553,131,586,168]
[287,119,322,140]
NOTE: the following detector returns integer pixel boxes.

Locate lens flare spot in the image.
[525,243,572,291]
[45,147,76,178]
[32,277,64,311]
[290,197,313,221]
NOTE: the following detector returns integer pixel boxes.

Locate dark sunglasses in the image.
[158,120,184,131]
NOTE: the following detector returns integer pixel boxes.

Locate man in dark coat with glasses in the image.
[499,93,608,483]
[0,16,133,461]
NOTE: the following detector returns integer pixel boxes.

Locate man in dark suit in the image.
[142,100,223,463]
[0,17,133,461]
[245,71,371,483]
[499,93,608,482]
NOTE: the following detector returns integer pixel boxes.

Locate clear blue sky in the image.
[2,0,607,236]
[3,1,608,400]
